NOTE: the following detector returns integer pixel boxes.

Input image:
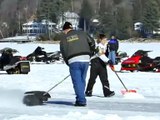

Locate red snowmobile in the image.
[121,50,160,72]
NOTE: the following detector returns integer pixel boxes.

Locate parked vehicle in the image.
[27,46,63,64]
[121,50,160,72]
[115,51,128,64]
[0,47,30,74]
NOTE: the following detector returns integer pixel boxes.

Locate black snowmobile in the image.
[27,46,63,64]
[0,47,30,74]
[151,57,160,72]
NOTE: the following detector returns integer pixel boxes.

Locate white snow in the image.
[0,42,160,120]
[123,92,145,99]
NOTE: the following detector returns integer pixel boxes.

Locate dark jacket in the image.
[60,30,95,64]
[107,39,119,52]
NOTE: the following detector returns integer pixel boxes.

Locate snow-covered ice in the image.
[0,42,160,120]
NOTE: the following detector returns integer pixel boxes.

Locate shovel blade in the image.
[121,89,137,95]
[23,91,51,106]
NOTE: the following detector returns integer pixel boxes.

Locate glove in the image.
[108,60,113,66]
[108,60,115,71]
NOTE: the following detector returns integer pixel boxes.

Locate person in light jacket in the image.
[85,34,115,97]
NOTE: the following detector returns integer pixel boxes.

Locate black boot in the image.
[74,101,86,107]
[85,91,92,97]
[104,91,115,97]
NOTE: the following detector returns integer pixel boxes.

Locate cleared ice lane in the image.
[86,100,160,113]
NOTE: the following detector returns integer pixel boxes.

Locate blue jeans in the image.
[108,51,116,65]
[69,62,89,104]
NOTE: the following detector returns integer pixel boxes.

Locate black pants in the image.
[86,58,111,96]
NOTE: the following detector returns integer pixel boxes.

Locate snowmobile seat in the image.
[140,56,153,64]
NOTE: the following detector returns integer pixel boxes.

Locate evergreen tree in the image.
[37,0,56,22]
[0,0,4,5]
[79,0,93,31]
[132,0,147,22]
[36,0,71,23]
[99,0,106,16]
[99,1,133,39]
[142,0,160,32]
[113,0,122,5]
[98,0,113,35]
[116,7,132,39]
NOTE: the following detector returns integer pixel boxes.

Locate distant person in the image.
[85,34,115,97]
[107,34,119,69]
[60,22,96,107]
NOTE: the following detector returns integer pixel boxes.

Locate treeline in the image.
[0,0,160,39]
[0,0,39,37]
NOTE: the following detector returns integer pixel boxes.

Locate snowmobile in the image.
[115,51,128,64]
[26,46,63,64]
[121,50,160,72]
[152,57,160,72]
[0,47,30,74]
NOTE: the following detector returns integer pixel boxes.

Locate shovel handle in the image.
[109,66,128,91]
[114,71,128,91]
[43,75,70,95]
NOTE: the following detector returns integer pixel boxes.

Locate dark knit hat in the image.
[62,22,73,30]
[99,33,106,39]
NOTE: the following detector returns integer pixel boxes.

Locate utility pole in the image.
[71,0,74,11]
[24,5,28,22]
[0,29,4,38]
[18,11,21,34]
[47,6,50,40]
[98,0,101,11]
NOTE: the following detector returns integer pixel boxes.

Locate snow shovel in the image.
[23,74,70,106]
[109,66,137,95]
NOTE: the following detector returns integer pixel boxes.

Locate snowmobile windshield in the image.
[132,50,152,57]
